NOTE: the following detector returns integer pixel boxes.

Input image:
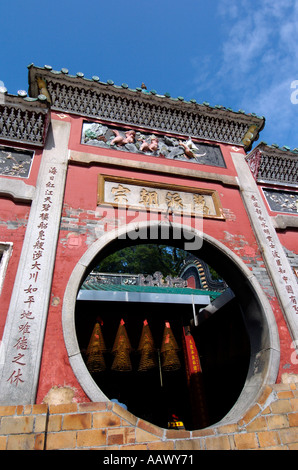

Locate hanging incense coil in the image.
[86,322,107,355]
[111,335,132,371]
[112,319,132,352]
[111,319,132,372]
[137,319,154,351]
[137,320,157,372]
[138,347,157,371]
[160,322,181,371]
[86,322,107,373]
[161,349,181,371]
[87,350,106,373]
[160,322,179,353]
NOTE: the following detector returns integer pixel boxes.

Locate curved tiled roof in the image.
[80,280,220,300]
[0,64,296,153]
[254,141,298,155]
[26,64,265,150]
[27,63,264,119]
[0,89,50,147]
[246,141,298,186]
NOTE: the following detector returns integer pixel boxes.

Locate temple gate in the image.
[0,64,297,448]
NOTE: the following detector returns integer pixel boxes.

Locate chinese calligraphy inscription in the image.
[250,194,298,317]
[6,166,58,388]
[100,176,224,219]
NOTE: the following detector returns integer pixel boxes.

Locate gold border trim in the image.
[97,174,225,220]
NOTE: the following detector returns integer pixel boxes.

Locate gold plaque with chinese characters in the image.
[98,175,224,219]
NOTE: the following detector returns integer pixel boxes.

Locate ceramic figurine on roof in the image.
[139,135,159,153]
[36,77,51,104]
[81,122,227,166]
[110,129,136,146]
[178,138,207,161]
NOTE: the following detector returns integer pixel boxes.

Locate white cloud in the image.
[192,0,298,148]
[219,1,297,79]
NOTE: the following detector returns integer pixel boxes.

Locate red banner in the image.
[182,327,208,429]
[183,328,202,376]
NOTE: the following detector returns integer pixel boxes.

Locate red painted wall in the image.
[277,229,298,256]
[0,144,43,337]
[34,115,298,403]
[0,199,30,337]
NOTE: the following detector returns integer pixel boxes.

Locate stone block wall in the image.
[0,378,297,450]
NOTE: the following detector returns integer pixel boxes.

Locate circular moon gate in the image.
[62,221,280,428]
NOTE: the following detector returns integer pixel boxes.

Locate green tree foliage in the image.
[95,244,189,277]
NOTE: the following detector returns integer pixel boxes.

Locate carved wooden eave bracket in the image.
[27,64,265,150]
[0,92,50,147]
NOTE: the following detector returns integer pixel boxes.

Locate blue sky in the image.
[1,0,298,151]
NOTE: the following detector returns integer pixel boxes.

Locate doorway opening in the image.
[75,243,250,430]
[64,222,279,432]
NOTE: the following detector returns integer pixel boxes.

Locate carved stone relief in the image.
[82,121,226,167]
[263,188,298,214]
[0,146,34,178]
